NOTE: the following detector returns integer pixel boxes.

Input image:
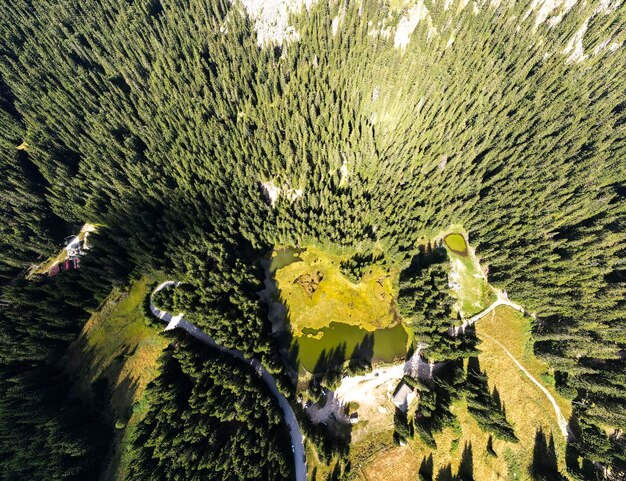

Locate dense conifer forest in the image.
[0,0,624,479]
[127,340,295,480]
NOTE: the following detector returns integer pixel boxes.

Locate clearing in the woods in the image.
[342,306,572,481]
[62,277,168,481]
[274,246,398,335]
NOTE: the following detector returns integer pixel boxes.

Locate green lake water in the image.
[296,322,409,372]
[443,233,468,254]
[270,245,408,372]
[270,248,303,272]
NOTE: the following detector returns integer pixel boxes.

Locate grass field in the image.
[274,247,398,336]
[441,230,496,318]
[62,277,168,481]
[352,306,572,480]
[477,306,571,422]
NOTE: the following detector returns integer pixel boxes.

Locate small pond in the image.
[444,233,468,255]
[295,321,409,372]
[269,245,409,372]
[270,247,303,273]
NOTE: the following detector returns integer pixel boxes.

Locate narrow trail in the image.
[450,290,525,335]
[480,332,572,440]
[449,291,572,440]
[150,282,307,481]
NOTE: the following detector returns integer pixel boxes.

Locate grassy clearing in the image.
[450,251,496,317]
[360,441,422,481]
[432,225,496,317]
[275,247,397,336]
[354,306,572,480]
[477,306,571,421]
[62,276,168,481]
[441,230,496,318]
[349,428,397,480]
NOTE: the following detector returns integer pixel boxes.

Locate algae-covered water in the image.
[296,322,408,372]
[270,246,408,372]
[443,233,468,254]
[270,248,303,272]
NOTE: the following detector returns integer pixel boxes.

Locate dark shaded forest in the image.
[0,0,624,479]
[127,339,295,481]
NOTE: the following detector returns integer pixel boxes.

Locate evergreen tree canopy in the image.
[0,0,624,476]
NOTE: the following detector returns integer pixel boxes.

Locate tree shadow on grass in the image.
[465,356,517,442]
[435,464,454,481]
[457,442,474,481]
[563,414,604,480]
[531,427,567,481]
[419,454,434,480]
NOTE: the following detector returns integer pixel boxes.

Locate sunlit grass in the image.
[354,306,573,480]
[445,243,496,318]
[274,246,398,336]
[477,306,571,419]
[62,276,168,481]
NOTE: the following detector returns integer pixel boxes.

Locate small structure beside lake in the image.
[392,380,417,413]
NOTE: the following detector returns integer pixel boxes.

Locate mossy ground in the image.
[62,276,168,481]
[274,247,398,336]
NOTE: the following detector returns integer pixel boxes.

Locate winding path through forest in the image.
[442,290,571,439]
[150,277,569,480]
[150,281,307,481]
